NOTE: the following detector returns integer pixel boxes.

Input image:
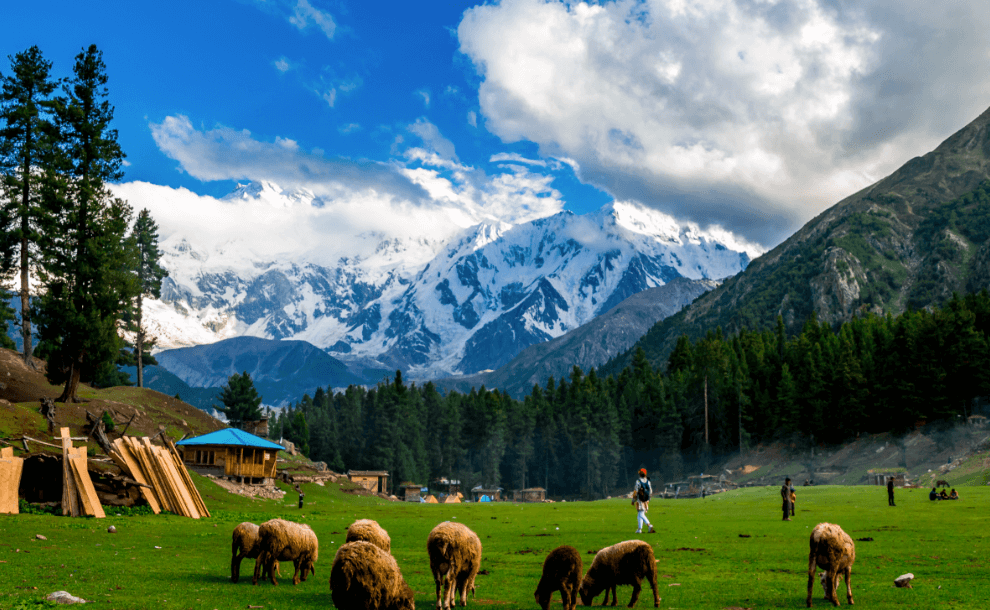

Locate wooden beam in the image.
[68,455,106,518]
[127,437,175,514]
[163,437,210,518]
[154,446,199,519]
[60,427,79,517]
[111,439,160,514]
[0,453,23,514]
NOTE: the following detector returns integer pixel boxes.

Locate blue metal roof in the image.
[176,428,284,450]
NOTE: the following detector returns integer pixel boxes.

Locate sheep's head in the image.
[534,585,552,610]
[578,577,598,606]
[390,583,416,610]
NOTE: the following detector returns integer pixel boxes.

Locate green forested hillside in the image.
[602,105,990,376]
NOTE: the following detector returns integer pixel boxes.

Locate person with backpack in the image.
[632,468,656,534]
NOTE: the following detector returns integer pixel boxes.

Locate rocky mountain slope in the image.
[439,276,717,398]
[146,183,756,380]
[604,104,990,375]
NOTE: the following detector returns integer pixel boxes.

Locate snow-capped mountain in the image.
[143,181,756,380]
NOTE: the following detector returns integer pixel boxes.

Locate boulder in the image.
[894,573,914,588]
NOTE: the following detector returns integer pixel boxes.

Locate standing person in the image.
[781,477,792,521]
[789,487,797,517]
[632,468,656,534]
[887,477,895,506]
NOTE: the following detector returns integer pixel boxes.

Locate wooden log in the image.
[68,456,106,518]
[163,437,210,517]
[60,427,79,517]
[111,438,161,514]
[85,410,115,456]
[40,398,57,433]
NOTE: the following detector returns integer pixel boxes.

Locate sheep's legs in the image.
[627,581,641,608]
[843,567,854,605]
[561,587,573,610]
[231,552,245,583]
[433,573,443,610]
[828,573,840,606]
[806,555,817,607]
[252,551,266,585]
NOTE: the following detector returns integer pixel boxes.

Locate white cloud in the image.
[338,123,361,134]
[415,89,431,108]
[288,0,336,39]
[467,110,477,127]
[149,115,427,201]
[490,152,546,167]
[274,57,292,73]
[458,0,990,245]
[408,118,458,161]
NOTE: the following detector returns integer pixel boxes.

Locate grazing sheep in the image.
[252,518,319,586]
[231,522,280,583]
[427,521,482,610]
[578,540,660,608]
[329,541,415,610]
[346,519,392,553]
[806,522,855,607]
[535,545,583,610]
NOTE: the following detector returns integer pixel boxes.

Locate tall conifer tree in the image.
[34,45,135,402]
[127,208,167,387]
[0,46,58,360]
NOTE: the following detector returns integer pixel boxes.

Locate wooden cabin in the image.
[398,483,427,502]
[431,477,461,496]
[348,470,390,494]
[176,428,283,485]
[470,485,503,502]
[511,487,546,502]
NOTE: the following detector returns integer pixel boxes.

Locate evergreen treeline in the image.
[275,291,990,498]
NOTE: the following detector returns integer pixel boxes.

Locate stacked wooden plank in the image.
[59,427,105,518]
[107,436,210,519]
[0,446,24,514]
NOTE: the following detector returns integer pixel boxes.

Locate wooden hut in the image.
[176,428,282,485]
[398,482,426,502]
[431,477,461,496]
[511,487,546,502]
[348,470,390,494]
[470,485,503,502]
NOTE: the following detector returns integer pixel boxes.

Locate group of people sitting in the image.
[929,487,960,501]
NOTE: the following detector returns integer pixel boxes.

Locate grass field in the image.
[1,477,986,609]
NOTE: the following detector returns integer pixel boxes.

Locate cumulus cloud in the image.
[458,0,990,245]
[415,88,431,108]
[150,115,428,202]
[273,57,292,73]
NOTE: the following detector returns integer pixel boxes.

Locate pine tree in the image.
[33,45,135,402]
[0,46,58,361]
[127,208,167,387]
[214,371,263,423]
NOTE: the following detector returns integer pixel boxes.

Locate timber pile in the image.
[0,446,24,514]
[105,435,210,519]
[59,426,106,518]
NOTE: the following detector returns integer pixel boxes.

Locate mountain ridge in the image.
[601,103,990,376]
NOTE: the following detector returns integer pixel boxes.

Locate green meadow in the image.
[1,478,986,609]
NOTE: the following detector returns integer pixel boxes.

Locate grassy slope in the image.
[1,476,987,609]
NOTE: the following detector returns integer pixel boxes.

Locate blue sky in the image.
[4,0,990,248]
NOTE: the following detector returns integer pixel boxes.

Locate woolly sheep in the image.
[252,518,319,586]
[346,519,392,553]
[427,521,482,610]
[534,545,582,610]
[329,540,415,610]
[806,522,855,607]
[231,522,280,583]
[578,540,660,608]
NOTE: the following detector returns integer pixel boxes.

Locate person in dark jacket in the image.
[887,477,895,507]
[929,487,939,501]
[781,477,792,521]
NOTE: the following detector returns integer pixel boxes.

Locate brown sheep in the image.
[535,545,582,610]
[346,519,392,553]
[231,522,280,583]
[329,541,415,610]
[806,522,855,607]
[427,521,482,610]
[578,540,660,608]
[252,518,319,586]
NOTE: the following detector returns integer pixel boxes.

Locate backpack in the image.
[637,479,651,502]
